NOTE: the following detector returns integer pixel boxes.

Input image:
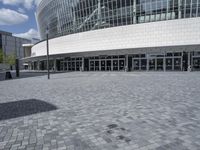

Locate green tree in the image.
[5,53,16,65]
[0,48,3,63]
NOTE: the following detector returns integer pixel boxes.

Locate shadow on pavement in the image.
[0,99,57,121]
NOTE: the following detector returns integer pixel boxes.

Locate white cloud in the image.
[14,29,40,40]
[18,7,25,13]
[0,0,42,9]
[0,8,28,25]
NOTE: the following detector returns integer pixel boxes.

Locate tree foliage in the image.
[0,49,16,65]
[5,53,16,65]
[0,48,3,63]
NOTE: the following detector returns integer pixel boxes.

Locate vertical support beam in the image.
[163,57,166,72]
[118,57,119,71]
[181,52,183,71]
[38,61,41,70]
[139,59,141,71]
[105,59,107,71]
[89,60,90,71]
[147,54,149,71]
[166,0,169,20]
[172,57,175,71]
[97,0,101,27]
[63,58,66,71]
[155,58,157,71]
[111,59,113,71]
[67,59,69,71]
[184,0,186,18]
[126,54,129,72]
[191,52,193,70]
[46,29,50,79]
[133,0,137,24]
[82,57,84,71]
[99,59,101,71]
[190,0,193,18]
[187,52,191,71]
[196,0,199,17]
[57,10,61,35]
[36,61,39,70]
[73,8,76,32]
[54,59,57,71]
[178,0,182,19]
[75,58,77,71]
[29,62,31,70]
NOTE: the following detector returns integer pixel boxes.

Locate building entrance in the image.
[132,52,183,71]
[192,52,200,71]
[89,56,125,71]
[60,57,83,71]
[106,60,111,71]
[101,60,106,71]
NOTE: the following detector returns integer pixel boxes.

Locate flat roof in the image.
[0,30,12,36]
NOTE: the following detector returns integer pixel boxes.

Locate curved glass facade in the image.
[37,0,200,40]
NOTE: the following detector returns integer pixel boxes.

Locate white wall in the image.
[32,17,200,57]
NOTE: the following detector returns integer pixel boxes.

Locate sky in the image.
[0,0,42,40]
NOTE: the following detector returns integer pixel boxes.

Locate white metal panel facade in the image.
[31,17,200,57]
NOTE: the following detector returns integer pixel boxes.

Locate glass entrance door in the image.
[113,60,118,71]
[193,57,200,71]
[166,58,172,71]
[95,61,99,71]
[149,59,155,71]
[90,61,95,71]
[157,58,164,71]
[174,58,181,71]
[133,59,140,70]
[107,60,111,71]
[101,60,106,71]
[141,59,147,70]
[119,59,125,71]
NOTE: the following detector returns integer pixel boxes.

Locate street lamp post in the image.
[46,27,50,79]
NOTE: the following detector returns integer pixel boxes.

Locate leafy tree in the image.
[0,48,3,63]
[5,53,16,65]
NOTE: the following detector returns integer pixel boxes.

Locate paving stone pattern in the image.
[0,72,200,150]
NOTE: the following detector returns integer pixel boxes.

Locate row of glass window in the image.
[37,0,200,39]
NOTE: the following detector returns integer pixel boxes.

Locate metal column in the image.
[178,0,182,19]
[147,54,149,71]
[54,59,57,71]
[37,61,40,70]
[164,53,166,72]
[133,0,137,24]
[187,52,191,71]
[111,59,113,71]
[82,57,84,71]
[126,54,129,71]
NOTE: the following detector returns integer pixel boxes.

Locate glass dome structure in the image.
[36,0,200,40]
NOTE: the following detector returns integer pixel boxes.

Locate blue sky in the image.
[0,0,41,40]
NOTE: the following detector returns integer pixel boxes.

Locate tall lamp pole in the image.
[46,27,50,79]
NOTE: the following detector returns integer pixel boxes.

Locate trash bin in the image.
[5,71,12,80]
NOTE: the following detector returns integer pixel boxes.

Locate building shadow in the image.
[0,99,57,121]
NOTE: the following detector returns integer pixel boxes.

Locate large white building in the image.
[24,0,200,71]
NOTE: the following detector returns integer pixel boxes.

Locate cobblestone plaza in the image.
[0,72,200,150]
